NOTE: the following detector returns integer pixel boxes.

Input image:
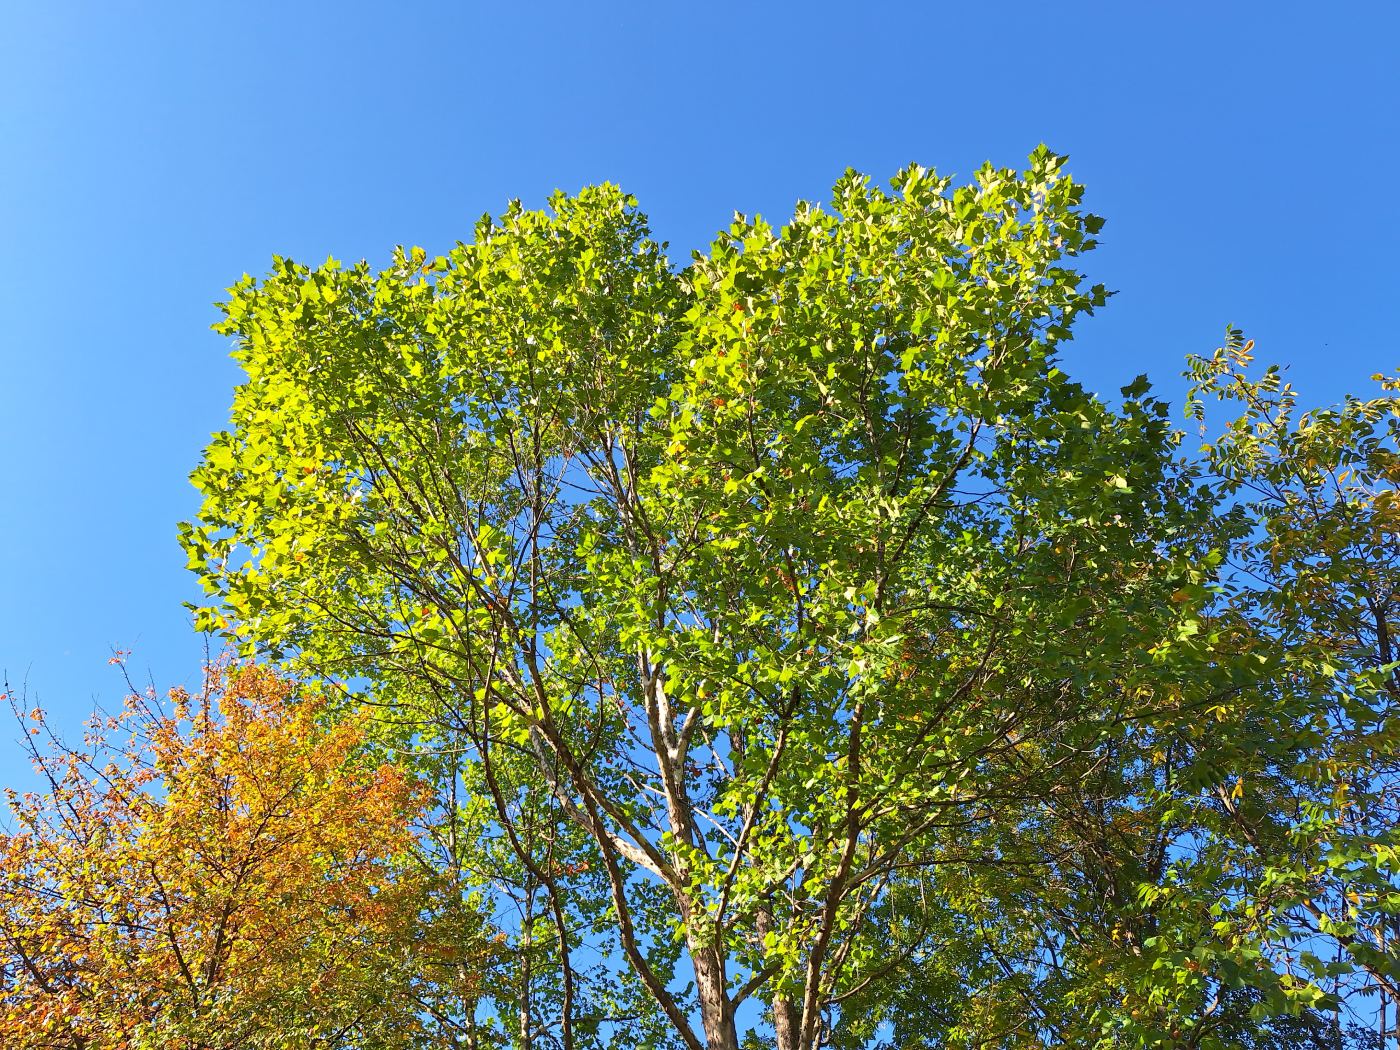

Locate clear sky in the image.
[1,1,1397,765]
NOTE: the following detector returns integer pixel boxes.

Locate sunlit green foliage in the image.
[179,152,1398,1049]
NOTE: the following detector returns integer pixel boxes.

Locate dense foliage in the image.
[5,151,1394,1048]
[0,664,497,1048]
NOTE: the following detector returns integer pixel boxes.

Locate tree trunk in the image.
[756,905,801,1050]
[680,885,736,1050]
[689,936,738,1050]
[519,886,534,1050]
[772,990,800,1050]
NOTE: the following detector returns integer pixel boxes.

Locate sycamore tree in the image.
[0,664,497,1050]
[181,150,1397,1049]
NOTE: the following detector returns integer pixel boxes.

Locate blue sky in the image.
[1,1,1397,762]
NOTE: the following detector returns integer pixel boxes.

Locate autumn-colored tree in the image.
[0,664,494,1050]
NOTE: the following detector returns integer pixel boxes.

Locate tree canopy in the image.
[10,149,1390,1049]
[0,664,496,1049]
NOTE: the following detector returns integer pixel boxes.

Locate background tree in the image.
[1175,338,1400,1041]
[182,152,1398,1048]
[0,663,496,1049]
